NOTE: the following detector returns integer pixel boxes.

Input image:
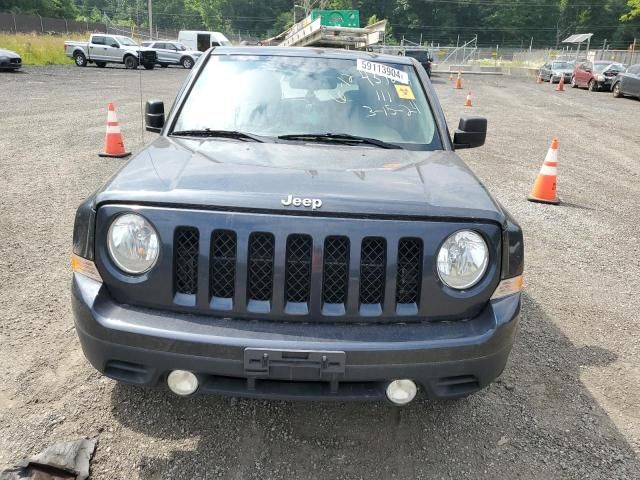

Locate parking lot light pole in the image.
[293,4,305,24]
[148,0,153,40]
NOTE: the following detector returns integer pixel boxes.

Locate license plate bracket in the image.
[243,348,346,380]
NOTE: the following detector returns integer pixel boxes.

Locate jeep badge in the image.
[281,194,322,210]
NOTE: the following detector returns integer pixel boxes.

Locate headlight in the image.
[437,230,489,289]
[596,74,605,82]
[107,213,160,274]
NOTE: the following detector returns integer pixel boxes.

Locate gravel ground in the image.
[0,64,639,479]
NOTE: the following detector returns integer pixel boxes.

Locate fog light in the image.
[386,379,417,405]
[167,370,198,396]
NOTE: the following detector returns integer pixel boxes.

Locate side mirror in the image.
[453,117,487,149]
[110,43,119,48]
[145,99,165,133]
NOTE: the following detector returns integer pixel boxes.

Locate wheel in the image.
[613,83,622,98]
[181,56,194,69]
[588,80,598,92]
[74,52,87,67]
[96,61,106,68]
[570,76,578,88]
[124,55,138,69]
[143,63,155,70]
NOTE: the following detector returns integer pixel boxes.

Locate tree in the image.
[622,0,640,20]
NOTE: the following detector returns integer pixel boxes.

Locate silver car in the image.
[0,48,22,70]
[140,41,202,69]
[539,60,574,83]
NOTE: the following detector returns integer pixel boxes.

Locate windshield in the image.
[118,36,138,46]
[173,55,440,149]
[552,62,571,69]
[604,63,625,72]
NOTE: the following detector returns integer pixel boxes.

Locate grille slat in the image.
[285,235,312,303]
[210,230,237,300]
[396,238,423,305]
[247,233,275,302]
[322,236,350,305]
[174,227,199,295]
[359,238,386,305]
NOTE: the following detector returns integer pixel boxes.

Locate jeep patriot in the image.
[71,47,524,404]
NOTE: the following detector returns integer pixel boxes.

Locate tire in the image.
[74,52,87,67]
[143,63,155,70]
[95,61,106,68]
[588,80,598,92]
[181,56,194,69]
[570,76,578,88]
[612,82,622,98]
[124,55,138,70]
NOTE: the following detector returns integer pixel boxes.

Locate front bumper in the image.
[72,274,521,401]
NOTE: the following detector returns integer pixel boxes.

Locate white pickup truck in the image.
[64,34,157,69]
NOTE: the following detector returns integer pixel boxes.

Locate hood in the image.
[95,136,505,224]
[0,49,20,58]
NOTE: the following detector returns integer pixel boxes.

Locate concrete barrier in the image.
[432,64,541,77]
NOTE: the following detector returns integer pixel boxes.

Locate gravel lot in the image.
[0,64,639,479]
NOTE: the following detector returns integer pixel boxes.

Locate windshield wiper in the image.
[171,129,264,142]
[278,133,402,149]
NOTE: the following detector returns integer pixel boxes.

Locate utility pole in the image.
[148,0,153,40]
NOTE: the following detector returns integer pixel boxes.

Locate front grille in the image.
[141,51,157,62]
[174,227,199,295]
[359,237,386,305]
[247,233,275,301]
[169,225,438,322]
[285,235,312,303]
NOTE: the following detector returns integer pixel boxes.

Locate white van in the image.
[178,30,232,52]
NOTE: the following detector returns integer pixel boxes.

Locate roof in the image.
[210,46,413,65]
[563,33,593,44]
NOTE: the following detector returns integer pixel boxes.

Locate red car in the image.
[571,60,626,91]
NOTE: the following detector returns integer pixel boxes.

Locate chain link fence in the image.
[0,11,179,41]
[0,11,106,35]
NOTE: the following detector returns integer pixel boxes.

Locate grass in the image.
[0,32,86,65]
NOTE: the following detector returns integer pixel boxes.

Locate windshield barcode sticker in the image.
[357,59,409,84]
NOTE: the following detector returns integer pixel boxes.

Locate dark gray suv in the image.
[72,47,523,404]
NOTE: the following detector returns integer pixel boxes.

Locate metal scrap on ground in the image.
[0,439,96,480]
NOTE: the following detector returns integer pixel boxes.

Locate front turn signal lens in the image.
[71,254,103,283]
[491,274,523,300]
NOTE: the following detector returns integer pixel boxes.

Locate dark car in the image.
[71,47,524,405]
[571,60,625,91]
[612,64,640,99]
[0,48,22,70]
[539,60,573,83]
[403,49,433,77]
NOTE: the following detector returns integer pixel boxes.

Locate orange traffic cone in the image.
[536,74,543,84]
[464,91,473,107]
[556,77,565,92]
[528,138,560,204]
[99,103,131,158]
[454,72,463,89]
